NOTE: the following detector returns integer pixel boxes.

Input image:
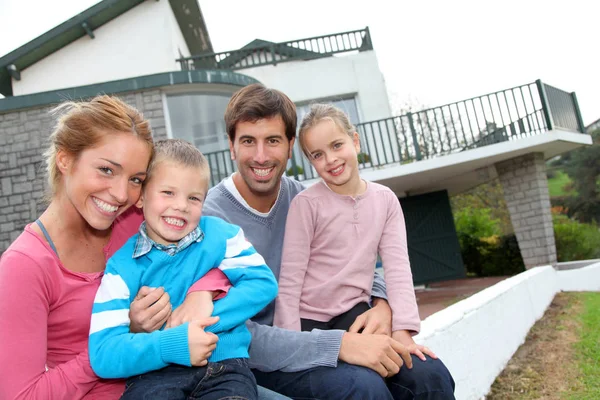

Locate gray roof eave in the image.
[0,70,258,113]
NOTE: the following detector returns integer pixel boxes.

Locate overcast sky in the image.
[1,0,598,124]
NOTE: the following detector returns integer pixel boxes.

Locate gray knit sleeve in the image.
[371,269,388,300]
[246,320,344,372]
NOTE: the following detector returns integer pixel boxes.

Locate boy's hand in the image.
[392,330,437,361]
[348,298,392,335]
[167,291,215,329]
[129,286,172,333]
[188,317,220,366]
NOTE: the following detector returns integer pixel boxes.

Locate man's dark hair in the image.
[224,83,297,142]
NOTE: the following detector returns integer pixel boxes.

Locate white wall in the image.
[558,263,600,291]
[13,1,189,95]
[239,51,392,122]
[414,262,600,400]
[415,263,600,400]
[414,266,558,400]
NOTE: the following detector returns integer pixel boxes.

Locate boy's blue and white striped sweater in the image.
[88,216,278,379]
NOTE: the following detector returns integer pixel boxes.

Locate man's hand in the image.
[392,330,438,361]
[339,332,412,378]
[348,298,392,335]
[188,317,220,366]
[129,286,172,333]
[167,291,214,329]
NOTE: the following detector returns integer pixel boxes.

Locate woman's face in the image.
[58,132,151,231]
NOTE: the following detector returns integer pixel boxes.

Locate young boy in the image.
[88,139,278,400]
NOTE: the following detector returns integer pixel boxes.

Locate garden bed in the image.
[487,292,600,399]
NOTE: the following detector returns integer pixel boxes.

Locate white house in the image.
[0,0,592,286]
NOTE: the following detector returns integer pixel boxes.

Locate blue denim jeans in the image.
[122,358,257,400]
[257,385,291,400]
[253,356,455,400]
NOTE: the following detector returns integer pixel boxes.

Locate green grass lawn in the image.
[567,292,600,399]
[548,170,575,197]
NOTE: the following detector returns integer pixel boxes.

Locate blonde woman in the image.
[0,96,227,399]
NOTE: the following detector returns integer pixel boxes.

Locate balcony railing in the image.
[177,27,373,71]
[204,80,586,185]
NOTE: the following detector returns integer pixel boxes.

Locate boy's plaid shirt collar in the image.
[132,221,204,258]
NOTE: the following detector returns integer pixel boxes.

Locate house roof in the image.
[217,38,323,69]
[0,0,213,97]
[586,117,600,132]
[0,69,258,113]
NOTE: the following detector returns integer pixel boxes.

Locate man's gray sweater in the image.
[203,176,387,373]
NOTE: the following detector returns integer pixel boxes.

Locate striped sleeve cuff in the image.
[159,323,191,366]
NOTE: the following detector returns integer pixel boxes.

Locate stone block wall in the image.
[496,152,557,268]
[0,89,167,253]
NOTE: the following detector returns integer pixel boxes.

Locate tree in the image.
[562,129,600,223]
[450,178,513,235]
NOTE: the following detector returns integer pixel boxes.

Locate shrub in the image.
[553,214,600,262]
[286,165,304,177]
[457,233,525,277]
[454,208,525,276]
[357,152,371,164]
[454,208,500,240]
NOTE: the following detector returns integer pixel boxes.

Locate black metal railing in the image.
[543,83,585,132]
[177,27,373,71]
[203,80,585,184]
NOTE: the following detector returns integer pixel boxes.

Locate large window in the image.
[166,93,237,185]
[290,96,361,180]
[296,97,360,126]
[166,93,232,154]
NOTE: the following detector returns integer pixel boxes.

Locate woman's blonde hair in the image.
[43,95,154,197]
[298,103,356,157]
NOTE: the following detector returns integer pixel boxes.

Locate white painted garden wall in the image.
[414,263,600,400]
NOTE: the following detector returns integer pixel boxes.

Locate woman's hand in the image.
[129,286,172,333]
[166,291,214,329]
[392,330,438,361]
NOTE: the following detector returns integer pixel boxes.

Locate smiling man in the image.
[202,84,455,399]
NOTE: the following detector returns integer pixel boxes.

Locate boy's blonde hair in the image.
[44,95,153,199]
[298,103,356,158]
[146,139,210,189]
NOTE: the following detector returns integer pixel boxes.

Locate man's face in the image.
[229,115,294,199]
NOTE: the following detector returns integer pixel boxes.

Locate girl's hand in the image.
[129,286,172,333]
[167,291,214,329]
[392,330,438,361]
[348,298,392,335]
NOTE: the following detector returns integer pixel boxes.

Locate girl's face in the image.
[303,119,361,193]
[57,132,151,231]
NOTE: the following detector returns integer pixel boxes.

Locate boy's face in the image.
[137,161,207,246]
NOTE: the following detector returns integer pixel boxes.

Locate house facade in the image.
[0,0,393,254]
[0,0,592,284]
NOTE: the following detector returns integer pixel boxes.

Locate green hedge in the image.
[454,208,525,276]
[553,214,600,262]
[455,208,600,275]
[457,233,525,277]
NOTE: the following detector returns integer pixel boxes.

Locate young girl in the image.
[274,103,435,361]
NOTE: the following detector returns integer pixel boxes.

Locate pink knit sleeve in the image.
[0,250,99,400]
[187,268,232,300]
[378,193,421,334]
[274,196,315,331]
